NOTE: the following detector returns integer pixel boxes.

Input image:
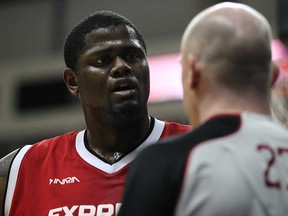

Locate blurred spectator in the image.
[270,39,288,128]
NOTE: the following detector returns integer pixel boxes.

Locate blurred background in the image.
[1,0,288,158]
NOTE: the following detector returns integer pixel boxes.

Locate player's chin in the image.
[113,100,147,116]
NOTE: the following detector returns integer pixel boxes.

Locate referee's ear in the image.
[271,61,280,88]
[63,67,79,96]
[188,54,201,89]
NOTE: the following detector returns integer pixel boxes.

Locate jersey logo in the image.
[49,176,80,185]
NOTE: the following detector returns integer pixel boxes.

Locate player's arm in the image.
[0,150,19,216]
[118,146,171,216]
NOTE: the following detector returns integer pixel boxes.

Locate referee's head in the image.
[180,2,278,127]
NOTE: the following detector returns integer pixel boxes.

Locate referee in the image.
[119,2,288,216]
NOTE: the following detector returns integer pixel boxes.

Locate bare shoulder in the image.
[0,149,19,178]
[0,149,19,216]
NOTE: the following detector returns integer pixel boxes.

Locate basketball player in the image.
[0,11,191,216]
[118,2,288,216]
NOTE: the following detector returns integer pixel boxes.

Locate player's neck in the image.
[84,131,124,164]
[86,114,151,158]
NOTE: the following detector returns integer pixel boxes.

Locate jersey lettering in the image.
[48,203,122,216]
[79,205,96,215]
[63,206,78,215]
[278,147,288,189]
[257,144,288,189]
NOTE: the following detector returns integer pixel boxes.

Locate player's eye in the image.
[126,53,138,60]
[90,56,111,67]
[124,52,142,62]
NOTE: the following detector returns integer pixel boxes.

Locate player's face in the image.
[74,24,150,115]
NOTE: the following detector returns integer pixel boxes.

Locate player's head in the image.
[180,2,278,126]
[63,11,150,121]
[64,10,147,71]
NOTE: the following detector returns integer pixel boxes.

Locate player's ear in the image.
[271,61,280,88]
[63,68,79,95]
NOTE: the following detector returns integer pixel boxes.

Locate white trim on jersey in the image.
[75,118,165,174]
[5,145,32,216]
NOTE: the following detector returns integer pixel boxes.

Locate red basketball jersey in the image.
[4,118,191,216]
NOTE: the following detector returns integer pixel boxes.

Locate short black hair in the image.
[64,10,147,70]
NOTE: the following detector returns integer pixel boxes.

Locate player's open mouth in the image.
[111,80,137,96]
